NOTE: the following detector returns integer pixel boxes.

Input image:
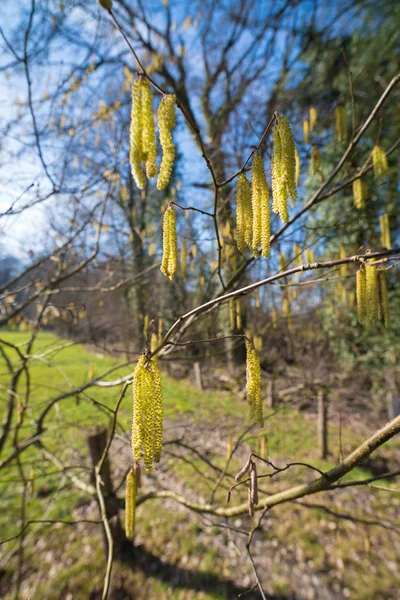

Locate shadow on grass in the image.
[90,540,292,599]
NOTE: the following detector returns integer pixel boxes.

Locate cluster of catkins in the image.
[356,264,389,328]
[236,116,297,258]
[130,77,176,191]
[132,354,163,472]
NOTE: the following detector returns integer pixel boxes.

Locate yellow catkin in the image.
[150,333,158,354]
[372,145,388,180]
[132,354,163,472]
[339,244,348,277]
[378,271,390,328]
[157,94,176,190]
[311,145,321,174]
[293,243,303,267]
[295,146,300,189]
[143,314,149,338]
[279,252,286,272]
[335,106,347,144]
[160,205,178,280]
[303,119,310,144]
[282,294,290,318]
[365,263,378,325]
[226,437,232,459]
[141,79,157,179]
[235,174,253,253]
[180,238,187,277]
[271,116,297,224]
[305,248,315,263]
[251,154,270,256]
[130,79,146,189]
[229,298,235,330]
[260,435,267,460]
[379,213,391,249]
[353,178,367,209]
[245,341,263,427]
[236,299,242,329]
[255,288,260,308]
[125,470,136,538]
[309,107,317,132]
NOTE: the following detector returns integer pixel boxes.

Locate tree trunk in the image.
[87,427,125,555]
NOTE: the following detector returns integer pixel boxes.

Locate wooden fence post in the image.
[317,389,328,459]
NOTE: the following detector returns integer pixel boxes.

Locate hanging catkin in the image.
[180,238,187,277]
[125,469,136,538]
[235,174,253,254]
[229,298,235,330]
[356,268,366,325]
[132,354,163,472]
[160,205,178,280]
[311,145,321,174]
[309,107,317,132]
[251,154,270,257]
[130,79,146,189]
[372,145,388,180]
[365,263,379,325]
[295,146,300,189]
[353,178,367,209]
[141,79,157,179]
[157,94,176,190]
[245,341,263,427]
[271,116,297,224]
[335,106,347,144]
[378,271,390,328]
[379,213,391,249]
[303,119,310,144]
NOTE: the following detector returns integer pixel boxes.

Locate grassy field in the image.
[1,330,400,599]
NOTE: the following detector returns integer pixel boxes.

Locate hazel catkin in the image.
[235,174,253,254]
[335,106,347,144]
[379,213,391,250]
[132,354,163,472]
[251,154,270,257]
[130,79,146,189]
[303,119,310,144]
[245,341,263,427]
[353,178,367,209]
[309,107,317,132]
[365,263,379,325]
[372,145,388,180]
[125,469,136,538]
[141,79,157,179]
[157,94,176,190]
[160,205,178,280]
[378,270,390,328]
[311,144,321,175]
[356,268,367,325]
[271,116,297,224]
